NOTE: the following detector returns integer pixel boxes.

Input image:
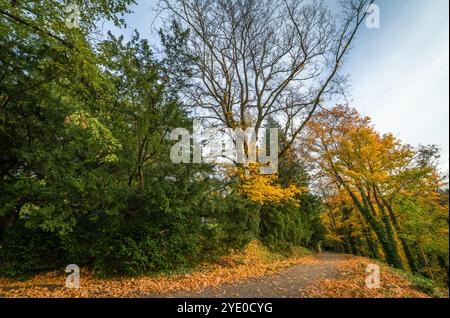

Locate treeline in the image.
[303,106,449,287]
[0,0,322,278]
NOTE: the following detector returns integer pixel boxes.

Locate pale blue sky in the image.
[345,0,449,172]
[101,0,449,171]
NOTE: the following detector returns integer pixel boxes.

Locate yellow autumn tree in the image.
[237,163,306,206]
[303,105,448,279]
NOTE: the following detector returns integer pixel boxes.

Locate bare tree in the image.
[159,0,374,158]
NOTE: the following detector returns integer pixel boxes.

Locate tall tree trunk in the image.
[385,203,419,273]
[329,165,403,268]
[361,187,405,269]
[418,239,436,282]
[346,188,404,269]
[364,231,380,259]
[374,188,419,273]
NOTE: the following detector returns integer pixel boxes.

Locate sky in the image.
[345,0,449,172]
[101,0,449,172]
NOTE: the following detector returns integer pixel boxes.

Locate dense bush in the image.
[259,198,321,253]
[0,222,66,278]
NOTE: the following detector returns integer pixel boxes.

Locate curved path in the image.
[158,253,352,298]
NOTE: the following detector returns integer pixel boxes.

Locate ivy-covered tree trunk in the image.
[364,232,380,259]
[373,189,419,273]
[385,203,419,273]
[346,189,404,269]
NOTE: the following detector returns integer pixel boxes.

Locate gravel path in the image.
[156,253,352,298]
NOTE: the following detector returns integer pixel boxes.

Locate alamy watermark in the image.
[366,4,380,29]
[365,263,381,289]
[65,264,80,289]
[170,121,279,175]
[65,4,80,29]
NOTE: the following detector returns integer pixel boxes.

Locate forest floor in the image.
[0,242,439,298]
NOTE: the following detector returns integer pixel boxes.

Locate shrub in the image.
[0,222,66,278]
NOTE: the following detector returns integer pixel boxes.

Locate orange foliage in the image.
[302,257,430,298]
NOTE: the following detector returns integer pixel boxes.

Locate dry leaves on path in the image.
[0,241,317,298]
[302,257,430,298]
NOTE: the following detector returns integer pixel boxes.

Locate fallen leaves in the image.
[0,244,438,298]
[0,241,317,298]
[301,257,431,298]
